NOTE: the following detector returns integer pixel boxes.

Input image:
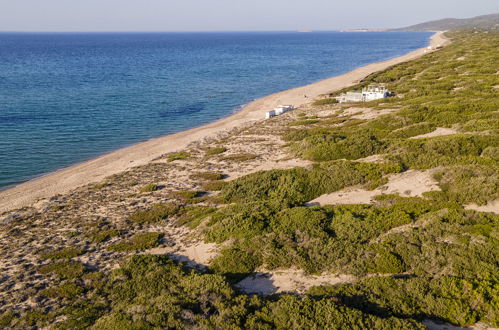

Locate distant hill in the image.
[392,13,499,31]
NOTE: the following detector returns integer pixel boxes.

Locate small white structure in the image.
[337,84,391,103]
[265,110,276,119]
[362,84,390,101]
[265,105,295,119]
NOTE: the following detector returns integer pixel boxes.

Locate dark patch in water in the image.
[160,103,206,117]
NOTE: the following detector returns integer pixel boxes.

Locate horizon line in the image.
[0,28,404,34]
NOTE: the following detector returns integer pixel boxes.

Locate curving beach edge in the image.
[0,31,449,213]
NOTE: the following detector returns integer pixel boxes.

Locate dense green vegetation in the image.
[40,247,84,260]
[2,31,497,329]
[219,161,399,208]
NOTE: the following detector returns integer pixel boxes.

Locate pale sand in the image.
[0,32,449,213]
[465,199,499,215]
[236,269,356,295]
[409,127,458,139]
[307,169,440,206]
[423,320,494,330]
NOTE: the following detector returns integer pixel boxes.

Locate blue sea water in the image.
[0,31,432,189]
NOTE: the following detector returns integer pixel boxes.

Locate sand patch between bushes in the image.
[465,199,499,215]
[307,170,440,206]
[410,127,458,139]
[236,269,356,295]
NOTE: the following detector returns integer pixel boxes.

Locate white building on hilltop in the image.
[337,84,391,103]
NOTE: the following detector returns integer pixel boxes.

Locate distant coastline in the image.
[339,29,388,32]
[0,32,448,213]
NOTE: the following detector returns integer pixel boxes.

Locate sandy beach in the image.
[0,31,448,214]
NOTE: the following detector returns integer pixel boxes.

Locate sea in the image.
[0,31,432,189]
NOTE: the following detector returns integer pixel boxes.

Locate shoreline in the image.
[0,31,449,214]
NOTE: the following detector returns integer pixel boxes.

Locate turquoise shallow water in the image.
[0,31,432,188]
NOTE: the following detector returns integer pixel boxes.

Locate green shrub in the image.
[177,206,216,228]
[167,151,191,162]
[481,146,499,161]
[93,182,110,189]
[0,311,15,328]
[221,153,258,162]
[432,165,499,205]
[39,283,84,299]
[288,119,320,126]
[41,248,83,260]
[38,261,86,279]
[367,251,406,273]
[461,118,499,132]
[220,161,396,207]
[387,122,436,138]
[190,171,224,181]
[88,229,120,243]
[108,232,163,252]
[205,146,227,156]
[202,180,226,191]
[245,295,423,329]
[139,183,159,192]
[55,301,107,329]
[205,202,275,243]
[129,203,180,224]
[302,132,385,161]
[210,247,261,274]
[310,274,499,327]
[170,190,203,201]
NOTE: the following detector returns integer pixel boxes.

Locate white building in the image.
[337,84,391,103]
[274,105,295,115]
[265,105,295,119]
[362,84,390,101]
[265,110,276,119]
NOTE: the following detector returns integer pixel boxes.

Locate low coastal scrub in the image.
[139,183,159,192]
[205,146,227,156]
[4,31,499,329]
[16,255,425,329]
[129,203,180,224]
[204,197,495,276]
[202,180,226,191]
[40,248,84,260]
[13,253,497,328]
[387,122,436,138]
[107,232,162,252]
[167,151,191,162]
[220,160,400,207]
[38,261,86,279]
[221,153,258,162]
[176,206,216,228]
[431,165,499,205]
[190,171,225,181]
[170,190,204,202]
[288,119,320,126]
[309,275,499,327]
[88,228,120,243]
[39,283,84,299]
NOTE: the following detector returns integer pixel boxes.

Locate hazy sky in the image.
[0,0,497,32]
